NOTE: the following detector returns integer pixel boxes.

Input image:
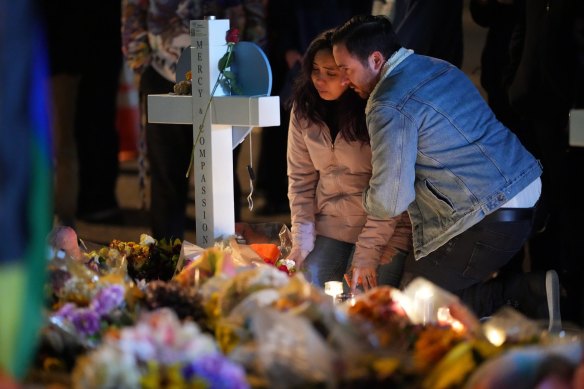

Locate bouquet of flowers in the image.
[71,308,248,389]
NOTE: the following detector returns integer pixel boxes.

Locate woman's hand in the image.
[287,247,307,269]
[347,266,378,293]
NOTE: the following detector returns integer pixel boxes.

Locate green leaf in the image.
[218,53,230,71]
[223,70,236,80]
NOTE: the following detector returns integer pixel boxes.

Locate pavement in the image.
[72,3,488,247]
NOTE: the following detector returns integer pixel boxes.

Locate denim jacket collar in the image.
[366,48,414,114]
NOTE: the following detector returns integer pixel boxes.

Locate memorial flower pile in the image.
[34,228,584,388]
[71,308,248,389]
[53,284,126,339]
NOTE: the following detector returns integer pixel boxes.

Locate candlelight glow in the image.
[437,307,465,333]
[484,325,506,347]
[415,286,434,301]
[324,281,343,299]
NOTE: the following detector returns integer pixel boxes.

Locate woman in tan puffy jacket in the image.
[286,29,412,292]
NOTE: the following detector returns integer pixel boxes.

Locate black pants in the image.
[140,67,241,240]
[403,208,534,318]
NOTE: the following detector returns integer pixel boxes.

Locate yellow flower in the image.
[373,357,401,380]
[414,326,462,372]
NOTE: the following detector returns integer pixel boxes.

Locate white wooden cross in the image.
[147,17,280,247]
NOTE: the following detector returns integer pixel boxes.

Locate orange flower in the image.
[414,326,462,372]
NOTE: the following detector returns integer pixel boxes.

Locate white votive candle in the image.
[324,281,343,300]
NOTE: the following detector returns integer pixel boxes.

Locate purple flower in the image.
[90,284,126,315]
[182,354,249,389]
[71,308,102,336]
[55,303,77,321]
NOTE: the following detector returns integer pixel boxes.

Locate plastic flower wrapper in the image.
[215,273,335,354]
[336,284,500,388]
[214,274,376,386]
[230,307,337,389]
[174,244,238,287]
[213,264,290,318]
[71,345,141,389]
[271,275,382,383]
[200,265,291,347]
[226,237,268,268]
[481,306,545,347]
[232,222,296,275]
[463,335,583,389]
[71,308,248,389]
[396,277,483,335]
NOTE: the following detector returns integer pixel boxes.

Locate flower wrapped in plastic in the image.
[337,280,502,388]
[198,264,291,352]
[198,272,379,387]
[232,222,296,275]
[230,307,338,389]
[463,306,584,388]
[93,234,182,282]
[173,242,243,293]
[71,308,249,389]
[49,282,132,348]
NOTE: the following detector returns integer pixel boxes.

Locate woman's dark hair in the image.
[331,14,401,66]
[289,29,368,143]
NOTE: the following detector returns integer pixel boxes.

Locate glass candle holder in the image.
[335,292,356,305]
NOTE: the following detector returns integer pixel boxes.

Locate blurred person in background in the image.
[506,0,584,326]
[41,0,123,227]
[122,0,267,240]
[391,0,464,68]
[1,0,52,382]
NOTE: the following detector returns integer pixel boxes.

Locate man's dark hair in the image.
[331,14,401,65]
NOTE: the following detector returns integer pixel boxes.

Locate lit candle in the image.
[415,286,434,324]
[324,281,343,300]
[484,325,506,347]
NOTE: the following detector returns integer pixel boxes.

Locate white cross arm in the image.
[147,94,280,127]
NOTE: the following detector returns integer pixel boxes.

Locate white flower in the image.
[139,234,156,246]
[72,345,140,389]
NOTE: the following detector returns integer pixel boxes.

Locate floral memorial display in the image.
[26,222,584,388]
[27,21,584,389]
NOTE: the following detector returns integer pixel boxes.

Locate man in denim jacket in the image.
[332,15,559,322]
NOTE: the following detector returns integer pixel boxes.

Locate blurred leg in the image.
[51,74,80,226]
[377,250,407,288]
[302,235,354,288]
[140,67,192,240]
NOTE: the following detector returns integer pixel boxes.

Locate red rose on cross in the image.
[226,28,239,44]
